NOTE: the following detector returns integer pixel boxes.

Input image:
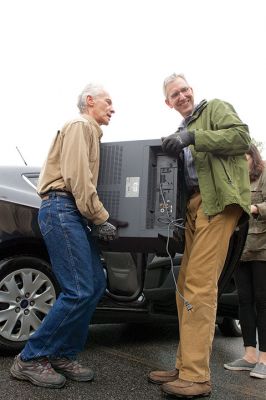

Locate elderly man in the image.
[148,73,251,398]
[11,83,117,388]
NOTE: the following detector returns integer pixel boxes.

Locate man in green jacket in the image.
[148,73,251,398]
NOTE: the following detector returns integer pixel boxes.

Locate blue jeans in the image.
[21,192,106,360]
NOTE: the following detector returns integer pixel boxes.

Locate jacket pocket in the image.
[217,157,233,185]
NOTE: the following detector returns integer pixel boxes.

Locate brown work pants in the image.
[175,193,242,382]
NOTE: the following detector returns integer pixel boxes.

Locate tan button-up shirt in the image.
[37,114,109,225]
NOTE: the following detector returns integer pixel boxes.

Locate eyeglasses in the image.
[169,86,190,100]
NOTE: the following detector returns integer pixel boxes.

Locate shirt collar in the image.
[81,113,103,139]
[180,99,207,127]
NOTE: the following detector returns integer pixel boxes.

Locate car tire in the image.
[218,317,242,337]
[0,256,60,354]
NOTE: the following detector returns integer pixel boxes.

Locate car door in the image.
[101,221,248,316]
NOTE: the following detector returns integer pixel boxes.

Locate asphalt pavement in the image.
[0,323,265,400]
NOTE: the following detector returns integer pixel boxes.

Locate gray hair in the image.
[77,83,106,112]
[163,73,188,98]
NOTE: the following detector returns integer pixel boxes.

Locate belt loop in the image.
[40,194,50,200]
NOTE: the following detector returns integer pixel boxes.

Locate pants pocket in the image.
[38,202,53,236]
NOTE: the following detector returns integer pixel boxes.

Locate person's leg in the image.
[175,193,201,370]
[176,202,242,383]
[49,231,106,357]
[248,261,266,379]
[21,195,106,361]
[162,203,242,398]
[252,261,266,363]
[147,194,198,386]
[49,233,106,382]
[235,261,257,362]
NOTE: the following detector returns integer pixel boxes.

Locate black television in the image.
[97,139,185,255]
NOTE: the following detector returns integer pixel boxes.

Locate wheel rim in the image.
[0,268,56,342]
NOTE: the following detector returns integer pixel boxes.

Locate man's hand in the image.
[161,128,195,157]
[96,221,117,241]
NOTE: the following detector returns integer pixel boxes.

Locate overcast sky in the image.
[0,0,265,166]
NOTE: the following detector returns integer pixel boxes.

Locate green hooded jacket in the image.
[187,98,251,217]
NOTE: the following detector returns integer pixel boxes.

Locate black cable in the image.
[158,185,193,311]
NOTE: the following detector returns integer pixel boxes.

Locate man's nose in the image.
[178,92,186,100]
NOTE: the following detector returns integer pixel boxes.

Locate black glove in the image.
[95,221,117,241]
[161,128,195,157]
[108,217,128,229]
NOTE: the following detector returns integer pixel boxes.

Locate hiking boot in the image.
[50,357,94,381]
[10,354,66,388]
[224,358,256,371]
[148,368,179,385]
[162,378,211,398]
[250,363,266,379]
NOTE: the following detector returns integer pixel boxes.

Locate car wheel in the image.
[0,256,60,354]
[218,317,242,337]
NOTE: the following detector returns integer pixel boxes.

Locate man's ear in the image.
[86,95,94,107]
[165,98,173,109]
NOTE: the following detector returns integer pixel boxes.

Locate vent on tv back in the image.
[97,190,120,218]
[98,145,123,185]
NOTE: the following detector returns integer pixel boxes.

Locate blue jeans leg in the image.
[21,194,106,360]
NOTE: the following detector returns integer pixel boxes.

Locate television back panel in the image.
[97,139,182,253]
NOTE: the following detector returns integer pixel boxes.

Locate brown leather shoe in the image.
[162,378,211,398]
[148,368,179,385]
